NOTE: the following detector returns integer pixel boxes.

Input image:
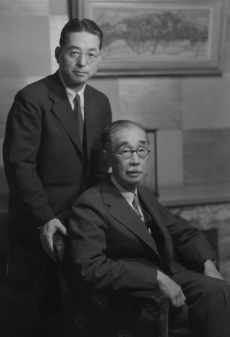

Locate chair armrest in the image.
[53,232,67,261]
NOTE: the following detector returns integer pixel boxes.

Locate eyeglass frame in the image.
[110,147,151,159]
[60,46,101,64]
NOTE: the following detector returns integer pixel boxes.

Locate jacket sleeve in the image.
[69,193,158,292]
[154,199,216,268]
[3,89,55,227]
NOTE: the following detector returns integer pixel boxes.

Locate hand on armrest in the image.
[157,270,186,307]
[40,218,67,261]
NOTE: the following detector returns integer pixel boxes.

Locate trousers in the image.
[2,241,64,337]
[171,270,230,337]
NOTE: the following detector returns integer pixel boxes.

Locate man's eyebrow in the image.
[67,45,78,49]
[117,141,129,148]
[69,45,98,51]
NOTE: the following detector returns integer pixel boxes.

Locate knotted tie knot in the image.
[74,92,80,104]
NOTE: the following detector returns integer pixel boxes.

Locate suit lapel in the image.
[138,186,174,267]
[84,86,98,159]
[101,179,160,256]
[138,186,171,241]
[49,71,83,154]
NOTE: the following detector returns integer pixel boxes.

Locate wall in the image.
[0,0,230,207]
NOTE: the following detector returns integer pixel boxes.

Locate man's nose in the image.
[130,152,140,165]
[77,53,87,67]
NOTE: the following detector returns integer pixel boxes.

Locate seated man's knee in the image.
[203,278,230,306]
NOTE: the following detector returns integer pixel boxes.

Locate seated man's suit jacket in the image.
[3,70,112,251]
[69,177,216,292]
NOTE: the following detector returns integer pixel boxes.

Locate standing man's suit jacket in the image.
[69,177,216,292]
[3,71,112,251]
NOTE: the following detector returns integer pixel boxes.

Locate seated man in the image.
[69,120,230,337]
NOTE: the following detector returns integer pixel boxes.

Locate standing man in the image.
[69,120,230,337]
[3,18,111,336]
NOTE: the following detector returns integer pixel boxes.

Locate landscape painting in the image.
[96,7,210,62]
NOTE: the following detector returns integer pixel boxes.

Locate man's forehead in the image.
[114,127,147,143]
[67,31,100,46]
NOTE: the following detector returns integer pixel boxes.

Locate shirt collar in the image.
[111,175,137,207]
[59,69,86,108]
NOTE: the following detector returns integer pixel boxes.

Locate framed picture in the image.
[71,0,228,76]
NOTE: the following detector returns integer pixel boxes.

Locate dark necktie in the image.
[132,194,142,219]
[73,93,84,143]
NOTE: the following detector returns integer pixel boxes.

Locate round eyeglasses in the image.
[61,47,101,64]
[111,147,150,159]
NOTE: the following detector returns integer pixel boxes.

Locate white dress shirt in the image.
[111,175,145,221]
[59,70,86,120]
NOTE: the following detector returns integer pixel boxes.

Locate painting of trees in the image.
[97,9,209,60]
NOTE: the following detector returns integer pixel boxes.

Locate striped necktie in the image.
[73,93,84,143]
[132,194,142,218]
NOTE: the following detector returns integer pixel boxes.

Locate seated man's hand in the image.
[40,218,67,261]
[204,260,224,280]
[157,271,186,307]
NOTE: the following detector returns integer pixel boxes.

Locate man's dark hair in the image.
[59,18,103,50]
[101,120,148,152]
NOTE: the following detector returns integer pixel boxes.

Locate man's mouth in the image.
[127,171,142,175]
[74,71,87,75]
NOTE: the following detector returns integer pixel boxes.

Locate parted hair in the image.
[59,18,103,50]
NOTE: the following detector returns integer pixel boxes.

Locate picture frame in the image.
[71,0,228,77]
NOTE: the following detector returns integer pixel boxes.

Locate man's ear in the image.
[98,51,102,65]
[55,47,61,63]
[103,150,111,166]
